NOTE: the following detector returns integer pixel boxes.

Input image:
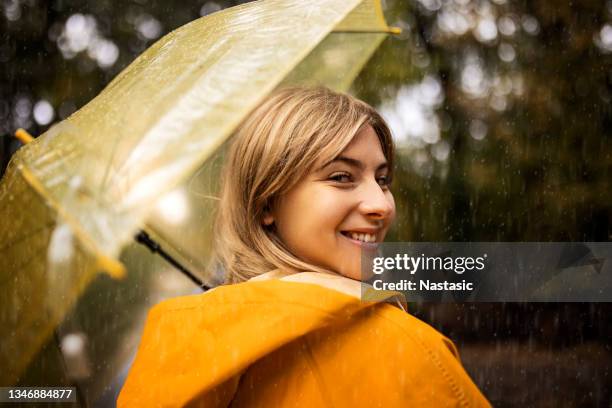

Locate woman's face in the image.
[267,125,396,280]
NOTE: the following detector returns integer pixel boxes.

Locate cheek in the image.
[273,188,348,268]
[275,187,350,243]
[314,192,353,229]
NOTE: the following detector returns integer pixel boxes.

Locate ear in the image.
[262,208,274,226]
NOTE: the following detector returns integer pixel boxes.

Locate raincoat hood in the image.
[118,273,490,407]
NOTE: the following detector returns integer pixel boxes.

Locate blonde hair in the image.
[212,86,395,284]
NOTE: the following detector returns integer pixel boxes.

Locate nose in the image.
[358,178,395,221]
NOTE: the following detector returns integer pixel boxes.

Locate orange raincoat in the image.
[118,272,490,407]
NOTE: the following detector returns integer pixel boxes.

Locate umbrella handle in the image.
[135,230,209,291]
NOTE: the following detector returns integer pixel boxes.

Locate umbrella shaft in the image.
[135,230,209,290]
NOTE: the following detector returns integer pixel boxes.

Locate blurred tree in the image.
[353,0,612,242]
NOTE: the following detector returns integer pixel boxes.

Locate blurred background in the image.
[1,0,611,406]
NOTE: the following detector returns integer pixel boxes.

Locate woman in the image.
[118,87,490,407]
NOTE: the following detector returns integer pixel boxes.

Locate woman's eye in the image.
[329,172,352,183]
[377,175,391,187]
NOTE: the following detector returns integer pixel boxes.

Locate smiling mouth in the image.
[340,231,378,244]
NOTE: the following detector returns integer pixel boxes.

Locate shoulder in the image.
[332,303,488,406]
[142,278,369,337]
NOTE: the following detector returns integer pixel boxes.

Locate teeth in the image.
[348,232,376,243]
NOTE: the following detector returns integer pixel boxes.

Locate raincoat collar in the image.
[250,269,407,312]
[119,278,403,407]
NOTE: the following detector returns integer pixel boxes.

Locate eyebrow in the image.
[318,156,388,172]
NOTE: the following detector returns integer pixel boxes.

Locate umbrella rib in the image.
[16,165,126,279]
[98,125,124,194]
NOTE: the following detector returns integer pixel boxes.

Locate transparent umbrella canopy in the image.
[0,0,399,388]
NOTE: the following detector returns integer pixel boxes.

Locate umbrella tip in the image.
[388,26,402,35]
[96,254,127,279]
[14,128,35,144]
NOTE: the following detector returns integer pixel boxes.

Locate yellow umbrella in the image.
[0,0,398,386]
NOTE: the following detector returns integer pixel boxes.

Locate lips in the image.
[340,231,377,243]
[339,230,380,249]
